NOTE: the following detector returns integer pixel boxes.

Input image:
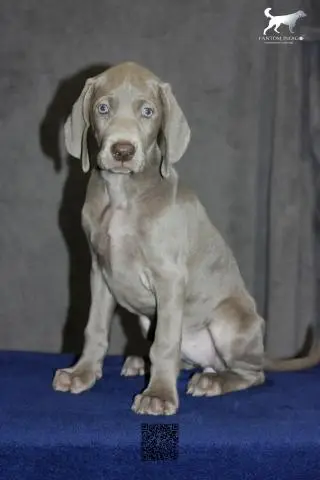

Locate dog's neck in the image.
[98,160,177,208]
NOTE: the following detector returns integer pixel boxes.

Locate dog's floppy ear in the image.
[158,82,191,178]
[64,78,95,173]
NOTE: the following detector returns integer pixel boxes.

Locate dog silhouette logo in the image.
[263,7,307,35]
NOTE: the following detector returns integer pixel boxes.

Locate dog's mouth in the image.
[96,150,146,175]
[97,160,134,175]
[109,166,132,174]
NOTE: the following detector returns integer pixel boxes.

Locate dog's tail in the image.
[264,7,273,19]
[263,338,320,372]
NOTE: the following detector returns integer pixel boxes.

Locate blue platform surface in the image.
[1,351,320,480]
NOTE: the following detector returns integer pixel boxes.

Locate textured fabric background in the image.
[0,0,317,356]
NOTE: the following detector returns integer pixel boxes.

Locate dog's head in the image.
[296,10,307,18]
[64,62,190,177]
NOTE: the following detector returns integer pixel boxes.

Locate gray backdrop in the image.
[0,0,318,357]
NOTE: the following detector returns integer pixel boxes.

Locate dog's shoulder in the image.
[174,173,202,209]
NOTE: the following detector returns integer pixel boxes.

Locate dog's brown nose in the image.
[111,142,135,162]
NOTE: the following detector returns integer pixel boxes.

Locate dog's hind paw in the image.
[121,356,146,377]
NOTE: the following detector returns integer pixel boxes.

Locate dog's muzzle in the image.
[96,137,142,174]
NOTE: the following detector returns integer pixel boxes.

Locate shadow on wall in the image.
[39,64,148,357]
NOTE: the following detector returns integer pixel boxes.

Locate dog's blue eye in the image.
[142,106,154,118]
[98,103,110,115]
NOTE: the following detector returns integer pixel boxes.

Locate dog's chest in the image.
[93,206,139,270]
[90,205,154,314]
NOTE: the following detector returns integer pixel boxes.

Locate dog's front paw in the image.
[132,390,178,416]
[52,362,102,394]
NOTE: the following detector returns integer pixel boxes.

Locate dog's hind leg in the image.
[121,315,151,377]
[187,296,265,397]
[263,22,274,35]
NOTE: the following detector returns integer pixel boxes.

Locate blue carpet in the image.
[1,352,320,479]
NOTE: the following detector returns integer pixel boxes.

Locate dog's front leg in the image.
[132,272,185,415]
[53,255,116,393]
[289,22,296,33]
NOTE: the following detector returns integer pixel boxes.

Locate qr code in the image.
[141,423,179,461]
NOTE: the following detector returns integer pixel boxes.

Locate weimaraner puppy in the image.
[53,62,320,415]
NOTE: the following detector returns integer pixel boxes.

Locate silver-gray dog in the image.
[53,62,320,415]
